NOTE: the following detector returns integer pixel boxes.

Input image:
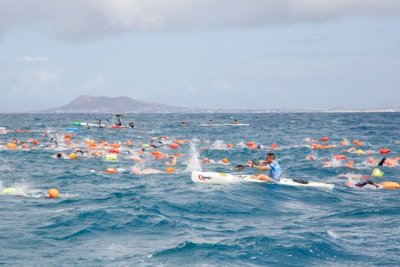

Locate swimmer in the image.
[233,119,238,125]
[350,180,380,188]
[165,156,177,166]
[208,119,213,126]
[343,147,357,154]
[306,154,316,160]
[203,157,216,164]
[339,138,350,146]
[247,153,282,182]
[52,153,68,159]
[131,167,162,175]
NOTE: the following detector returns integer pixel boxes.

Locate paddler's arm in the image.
[248,162,270,171]
[252,165,270,171]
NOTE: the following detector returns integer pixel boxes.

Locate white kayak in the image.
[73,122,107,128]
[73,122,134,129]
[191,171,334,190]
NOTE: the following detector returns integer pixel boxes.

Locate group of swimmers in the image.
[0,126,399,190]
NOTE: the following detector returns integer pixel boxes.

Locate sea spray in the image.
[186,142,202,172]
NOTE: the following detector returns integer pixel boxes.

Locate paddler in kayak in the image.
[247,153,282,182]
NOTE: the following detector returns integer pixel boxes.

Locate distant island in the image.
[43,95,192,113]
[37,95,400,114]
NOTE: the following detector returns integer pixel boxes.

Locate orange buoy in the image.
[48,188,60,198]
[31,139,40,145]
[321,137,329,142]
[87,143,97,149]
[169,143,180,149]
[105,168,118,174]
[353,139,363,146]
[6,143,17,150]
[334,154,347,161]
[380,148,390,154]
[108,148,120,154]
[246,142,258,150]
[166,167,175,173]
[109,143,121,149]
[347,160,354,168]
[380,182,400,189]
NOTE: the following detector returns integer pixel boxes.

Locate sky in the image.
[0,0,400,111]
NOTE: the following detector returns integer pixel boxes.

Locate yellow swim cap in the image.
[356,149,364,155]
[371,168,384,177]
[104,154,118,161]
[2,187,16,195]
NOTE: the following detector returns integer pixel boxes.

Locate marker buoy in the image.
[105,168,118,174]
[48,188,59,198]
[380,148,390,154]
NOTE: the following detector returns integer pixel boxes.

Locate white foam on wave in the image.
[327,230,339,239]
[210,140,228,150]
[185,142,202,172]
[0,180,44,198]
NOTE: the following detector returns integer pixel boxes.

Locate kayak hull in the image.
[191,171,334,190]
[73,122,133,129]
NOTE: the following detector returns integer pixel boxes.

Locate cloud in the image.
[0,0,400,41]
[16,56,49,62]
[37,72,57,82]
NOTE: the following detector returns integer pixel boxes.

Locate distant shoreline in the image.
[1,109,399,114]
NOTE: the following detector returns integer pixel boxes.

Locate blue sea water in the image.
[0,112,399,266]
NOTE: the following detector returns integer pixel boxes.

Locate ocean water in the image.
[0,112,399,266]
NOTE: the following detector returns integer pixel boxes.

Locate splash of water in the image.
[210,140,227,150]
[185,142,202,172]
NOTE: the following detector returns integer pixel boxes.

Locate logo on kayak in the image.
[198,175,212,181]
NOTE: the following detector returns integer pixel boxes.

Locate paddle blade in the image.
[235,165,246,171]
